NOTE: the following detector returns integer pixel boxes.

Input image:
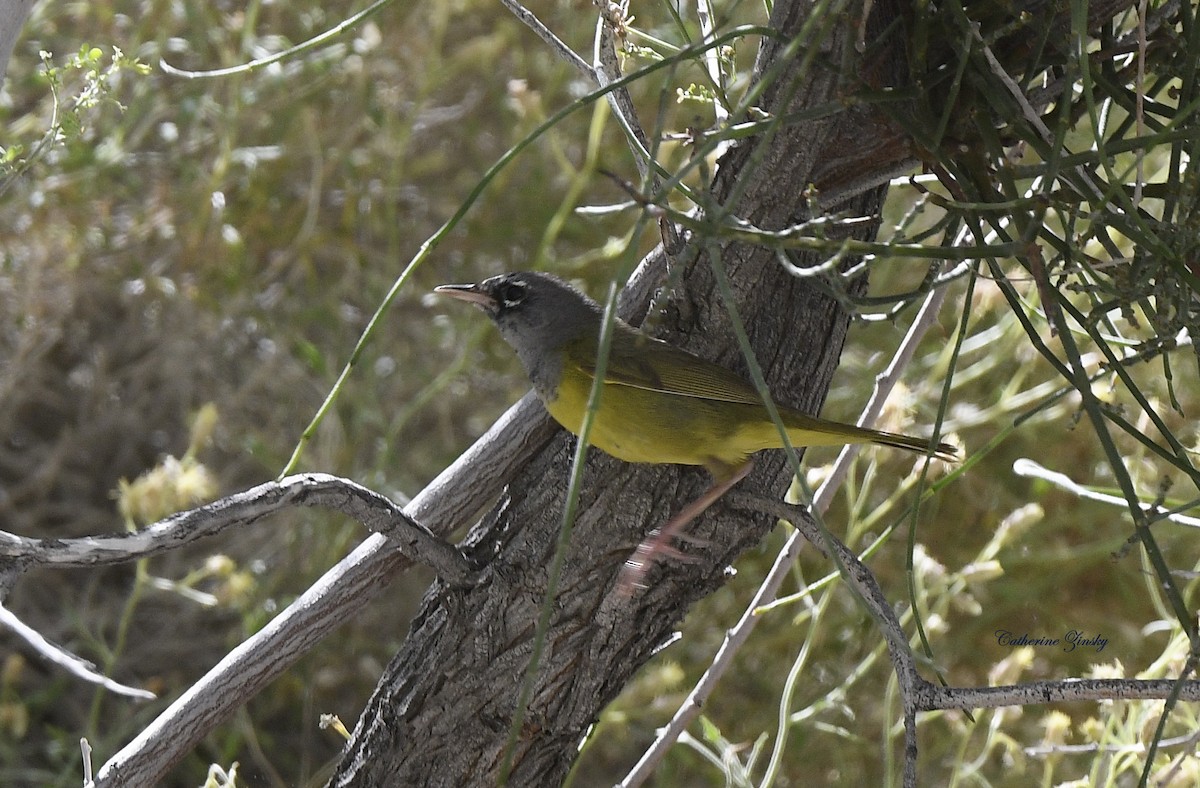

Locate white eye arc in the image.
[498,280,527,308]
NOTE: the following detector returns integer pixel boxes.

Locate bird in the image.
[436,271,956,591]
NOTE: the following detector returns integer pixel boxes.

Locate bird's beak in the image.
[434,283,496,310]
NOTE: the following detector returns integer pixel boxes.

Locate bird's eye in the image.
[497,280,527,308]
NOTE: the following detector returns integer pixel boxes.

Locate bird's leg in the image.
[618,459,753,595]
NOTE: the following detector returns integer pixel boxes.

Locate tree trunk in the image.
[0,0,36,87]
[330,0,908,783]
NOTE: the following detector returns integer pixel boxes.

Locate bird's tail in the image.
[780,411,958,462]
[858,427,958,462]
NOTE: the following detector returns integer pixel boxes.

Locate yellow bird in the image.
[437,271,955,587]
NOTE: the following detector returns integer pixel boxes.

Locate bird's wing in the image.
[567,329,765,405]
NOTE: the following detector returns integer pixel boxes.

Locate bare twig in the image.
[0,473,473,582]
[1014,459,1200,529]
[81,738,93,784]
[593,4,655,181]
[695,0,730,127]
[498,0,594,81]
[0,605,155,700]
[1025,729,1200,757]
[915,676,1200,709]
[728,490,920,680]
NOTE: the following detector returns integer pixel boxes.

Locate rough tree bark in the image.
[0,0,36,87]
[329,0,912,784]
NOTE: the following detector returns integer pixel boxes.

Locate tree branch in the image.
[88,252,669,787]
[0,473,471,581]
[0,604,154,700]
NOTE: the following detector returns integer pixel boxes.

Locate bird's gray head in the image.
[435,271,602,396]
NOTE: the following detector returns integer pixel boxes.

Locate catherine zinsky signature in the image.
[995,629,1108,653]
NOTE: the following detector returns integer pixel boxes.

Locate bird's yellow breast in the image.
[542,362,784,471]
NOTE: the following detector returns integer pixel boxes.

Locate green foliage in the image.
[0,45,149,193]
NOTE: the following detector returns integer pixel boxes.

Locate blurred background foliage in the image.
[1,0,1198,785]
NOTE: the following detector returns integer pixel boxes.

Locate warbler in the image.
[437,271,955,587]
